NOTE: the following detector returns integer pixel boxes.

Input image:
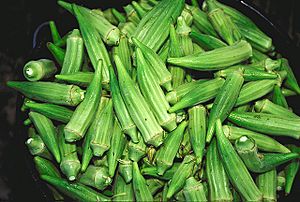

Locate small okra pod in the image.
[132,162,154,201]
[24,101,73,123]
[113,174,135,201]
[41,175,110,201]
[107,120,127,177]
[177,130,192,158]
[146,178,165,195]
[250,58,281,72]
[235,135,299,173]
[119,22,137,38]
[111,8,126,24]
[176,16,194,56]
[284,145,300,195]
[124,4,141,25]
[215,119,262,201]
[190,31,226,51]
[90,99,114,157]
[115,54,164,147]
[49,21,62,44]
[34,156,61,178]
[55,72,94,87]
[79,165,112,190]
[272,85,289,108]
[256,169,277,202]
[23,118,32,126]
[102,8,119,25]
[118,154,133,183]
[251,48,269,63]
[136,48,177,131]
[158,39,170,63]
[206,138,233,201]
[60,29,84,75]
[23,59,57,81]
[166,79,209,105]
[188,105,207,164]
[206,70,244,143]
[167,40,252,71]
[141,162,180,180]
[235,79,278,107]
[222,125,290,153]
[169,78,225,113]
[166,155,196,199]
[183,177,208,202]
[228,111,300,139]
[281,88,297,97]
[57,125,80,181]
[7,81,85,107]
[64,60,102,142]
[112,35,132,76]
[280,58,300,94]
[26,129,52,160]
[29,112,61,163]
[128,133,147,162]
[132,37,173,92]
[132,1,147,18]
[46,42,65,66]
[155,121,188,175]
[255,99,299,119]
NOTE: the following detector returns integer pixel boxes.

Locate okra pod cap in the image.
[23,59,57,81]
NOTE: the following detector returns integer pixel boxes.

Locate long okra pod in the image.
[79,165,112,190]
[272,84,289,108]
[46,42,65,66]
[112,35,132,75]
[64,60,102,142]
[256,169,277,202]
[124,4,140,25]
[55,72,94,87]
[113,174,135,201]
[49,21,62,44]
[23,59,57,81]
[190,31,226,51]
[34,156,61,178]
[285,145,300,195]
[132,1,147,18]
[183,177,208,202]
[141,163,180,180]
[280,58,300,94]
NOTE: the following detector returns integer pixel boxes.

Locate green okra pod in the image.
[251,48,269,63]
[206,138,233,201]
[111,8,126,24]
[132,1,147,18]
[235,135,299,173]
[256,169,277,202]
[155,121,188,175]
[141,162,180,180]
[181,7,193,26]
[113,174,135,201]
[177,16,194,56]
[281,88,297,97]
[60,29,84,75]
[128,133,147,162]
[183,177,208,202]
[215,119,262,201]
[64,60,102,142]
[169,78,225,112]
[206,70,244,143]
[23,59,57,81]
[132,162,154,201]
[250,58,281,72]
[119,21,137,38]
[54,31,70,48]
[124,4,141,25]
[139,0,154,11]
[46,42,65,66]
[57,125,80,181]
[190,31,226,51]
[177,130,192,158]
[49,21,62,44]
[41,175,110,201]
[79,165,112,190]
[222,125,290,153]
[34,156,60,178]
[285,145,300,195]
[29,112,60,163]
[7,81,85,106]
[158,39,170,63]
[277,171,286,192]
[228,111,300,139]
[188,105,206,164]
[112,35,132,75]
[115,54,164,147]
[102,8,119,25]
[280,58,300,94]
[168,40,252,71]
[146,178,165,195]
[118,151,133,183]
[272,85,289,109]
[55,72,94,87]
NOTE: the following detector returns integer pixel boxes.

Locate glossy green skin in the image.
[23,59,57,81]
[128,134,146,162]
[183,177,208,202]
[124,4,140,25]
[228,112,300,139]
[146,179,164,195]
[111,8,126,23]
[112,35,132,75]
[141,163,180,180]
[26,133,52,160]
[285,145,300,195]
[132,1,147,18]
[190,31,226,51]
[49,21,62,44]
[47,42,65,66]
[280,58,300,94]
[34,156,61,178]
[118,157,133,184]
[55,72,93,87]
[215,119,262,201]
[113,174,135,201]
[256,169,277,202]
[272,85,289,108]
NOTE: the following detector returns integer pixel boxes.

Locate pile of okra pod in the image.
[7,0,300,201]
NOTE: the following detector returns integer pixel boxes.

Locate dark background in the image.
[0,0,300,201]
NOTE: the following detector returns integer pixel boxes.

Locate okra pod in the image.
[29,112,60,163]
[7,81,85,106]
[228,111,300,139]
[124,4,141,25]
[111,8,126,24]
[112,35,132,75]
[64,60,102,142]
[256,169,277,202]
[206,70,244,143]
[181,7,193,26]
[183,177,208,202]
[128,133,147,162]
[79,165,112,190]
[280,58,300,94]
[168,40,252,71]
[190,31,226,51]
[46,42,65,66]
[158,39,170,63]
[235,135,299,173]
[277,171,286,192]
[177,130,192,158]
[49,21,62,44]
[55,72,93,87]
[139,0,154,11]
[281,88,297,97]
[132,1,147,18]
[250,58,281,72]
[113,174,135,201]
[141,162,180,180]
[272,85,289,108]
[155,121,188,175]
[103,8,119,25]
[119,22,137,38]
[54,31,70,48]
[251,49,269,63]
[177,16,194,56]
[285,145,300,195]
[23,59,57,81]
[146,178,164,195]
[34,156,60,178]
[118,151,133,183]
[215,119,262,201]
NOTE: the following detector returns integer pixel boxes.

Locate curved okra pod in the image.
[64,60,102,142]
[132,1,147,18]
[23,59,57,81]
[49,21,62,44]
[24,101,73,123]
[169,78,225,112]
[128,133,147,162]
[107,120,127,177]
[113,174,135,201]
[141,163,180,180]
[132,37,172,92]
[280,58,300,94]
[115,54,164,147]
[222,125,290,153]
[183,177,208,202]
[118,150,133,183]
[46,42,65,66]
[146,178,165,195]
[166,155,196,199]
[167,40,252,71]
[206,138,233,201]
[7,81,85,106]
[272,85,289,109]
[124,4,141,25]
[188,105,206,164]
[132,162,154,201]
[215,119,262,201]
[235,135,299,173]
[34,156,61,178]
[41,175,110,201]
[228,111,300,139]
[79,165,112,190]
[206,70,244,143]
[57,125,80,181]
[155,121,188,175]
[29,112,60,163]
[133,0,185,53]
[112,35,132,75]
[190,31,226,51]
[55,72,94,87]
[285,145,300,195]
[136,49,177,131]
[60,29,84,75]
[256,169,277,202]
